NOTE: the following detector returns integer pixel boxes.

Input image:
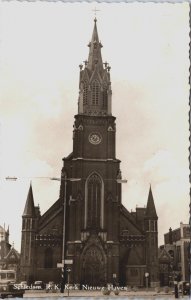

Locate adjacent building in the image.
[20,19,159,287]
[0,225,20,280]
[159,222,190,285]
[0,225,11,269]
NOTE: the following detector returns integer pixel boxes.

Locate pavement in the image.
[23,288,190,298]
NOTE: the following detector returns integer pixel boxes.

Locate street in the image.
[23,289,190,299]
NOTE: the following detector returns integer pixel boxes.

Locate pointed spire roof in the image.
[87,18,103,72]
[0,225,5,233]
[23,184,35,217]
[145,185,158,219]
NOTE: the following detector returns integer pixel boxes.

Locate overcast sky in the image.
[0,2,190,251]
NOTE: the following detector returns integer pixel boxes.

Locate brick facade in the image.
[20,19,159,287]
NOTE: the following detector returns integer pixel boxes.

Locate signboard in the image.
[145,272,149,277]
[57,260,73,267]
[64,259,73,264]
[57,263,63,268]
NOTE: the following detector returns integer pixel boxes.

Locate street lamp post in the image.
[66,267,71,296]
[174,277,179,299]
[51,175,81,293]
[61,174,67,294]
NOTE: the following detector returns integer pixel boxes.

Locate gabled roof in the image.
[23,184,35,217]
[145,186,158,219]
[4,247,20,261]
[39,198,62,231]
[158,247,172,262]
[120,204,145,235]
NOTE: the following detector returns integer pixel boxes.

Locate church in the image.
[20,18,159,288]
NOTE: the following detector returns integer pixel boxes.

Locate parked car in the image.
[0,281,25,298]
[179,281,191,295]
[33,281,45,290]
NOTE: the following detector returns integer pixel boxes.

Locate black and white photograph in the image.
[0,1,190,298]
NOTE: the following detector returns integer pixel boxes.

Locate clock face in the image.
[88,132,102,145]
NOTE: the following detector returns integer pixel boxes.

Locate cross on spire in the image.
[92,7,100,20]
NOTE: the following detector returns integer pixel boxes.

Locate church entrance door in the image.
[81,246,106,286]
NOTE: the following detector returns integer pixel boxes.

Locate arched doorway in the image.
[81,245,106,286]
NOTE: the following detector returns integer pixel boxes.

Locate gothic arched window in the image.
[83,81,88,105]
[150,220,154,231]
[102,85,107,108]
[44,248,53,268]
[145,220,149,231]
[22,219,26,230]
[26,219,30,230]
[92,80,99,105]
[87,174,101,229]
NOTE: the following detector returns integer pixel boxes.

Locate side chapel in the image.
[20,19,159,287]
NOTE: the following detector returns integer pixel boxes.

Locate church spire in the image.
[23,184,35,217]
[78,19,112,116]
[145,185,158,219]
[87,18,103,72]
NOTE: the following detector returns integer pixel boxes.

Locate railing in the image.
[120,234,145,242]
[35,234,62,246]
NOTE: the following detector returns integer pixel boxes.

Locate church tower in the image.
[20,184,38,283]
[19,18,159,287]
[61,18,122,286]
[144,186,159,287]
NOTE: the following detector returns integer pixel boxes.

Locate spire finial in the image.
[92,7,100,19]
[87,13,103,72]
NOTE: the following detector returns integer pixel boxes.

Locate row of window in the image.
[83,80,108,107]
[145,220,157,232]
[22,219,36,230]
